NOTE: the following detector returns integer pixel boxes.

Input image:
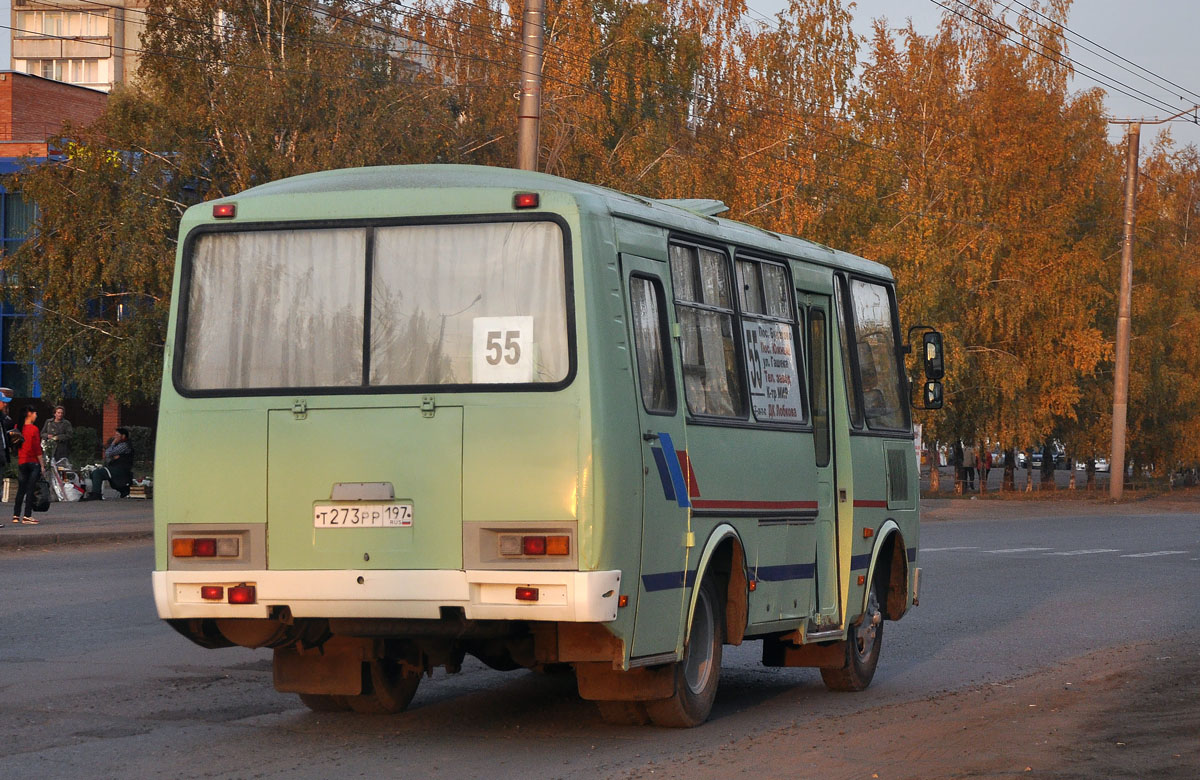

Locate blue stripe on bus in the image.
[657,432,691,508]
[754,563,816,582]
[650,446,676,502]
[850,553,872,570]
[641,569,698,592]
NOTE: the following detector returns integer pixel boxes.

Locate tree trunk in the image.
[1068,459,1076,490]
[929,445,941,492]
[1039,445,1056,490]
[1086,458,1096,490]
[953,443,964,496]
[1003,448,1016,491]
[1025,458,1033,492]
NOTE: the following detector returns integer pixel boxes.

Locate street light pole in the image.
[516,0,545,172]
[1107,105,1198,500]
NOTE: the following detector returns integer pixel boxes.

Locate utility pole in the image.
[1108,121,1138,501]
[516,0,545,172]
[1108,105,1198,500]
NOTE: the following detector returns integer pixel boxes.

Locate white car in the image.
[1075,457,1110,472]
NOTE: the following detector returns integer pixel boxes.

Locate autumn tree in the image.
[5,0,461,405]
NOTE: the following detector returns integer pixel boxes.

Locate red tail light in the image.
[522,536,547,555]
[193,538,217,557]
[515,587,539,602]
[228,584,256,604]
[200,585,224,601]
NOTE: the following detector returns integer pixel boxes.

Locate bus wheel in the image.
[595,700,651,725]
[345,659,421,714]
[298,693,349,712]
[820,579,883,692]
[645,577,724,728]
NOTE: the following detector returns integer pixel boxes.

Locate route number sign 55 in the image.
[473,316,535,383]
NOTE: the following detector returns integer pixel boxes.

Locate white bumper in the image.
[152,568,622,623]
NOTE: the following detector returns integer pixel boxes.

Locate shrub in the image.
[126,425,155,472]
[70,426,101,466]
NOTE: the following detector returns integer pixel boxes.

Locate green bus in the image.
[152,165,939,727]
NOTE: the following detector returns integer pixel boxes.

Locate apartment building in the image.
[12,0,148,92]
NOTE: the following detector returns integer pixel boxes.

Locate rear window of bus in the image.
[178,220,570,392]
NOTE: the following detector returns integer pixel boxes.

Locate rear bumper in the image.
[152,568,622,623]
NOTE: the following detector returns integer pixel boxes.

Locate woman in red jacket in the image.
[11,406,42,525]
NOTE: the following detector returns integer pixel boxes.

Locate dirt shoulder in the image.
[623,636,1200,779]
[920,488,1200,522]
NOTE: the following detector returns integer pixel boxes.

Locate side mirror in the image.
[923,381,943,410]
[923,332,944,380]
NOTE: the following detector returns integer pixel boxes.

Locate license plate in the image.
[313,503,413,528]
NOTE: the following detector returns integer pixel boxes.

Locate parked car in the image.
[1074,457,1110,472]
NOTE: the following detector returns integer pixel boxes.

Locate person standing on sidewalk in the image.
[11,406,42,525]
[41,405,73,463]
[0,389,12,472]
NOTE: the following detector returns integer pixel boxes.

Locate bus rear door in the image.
[799,292,841,628]
[622,255,690,658]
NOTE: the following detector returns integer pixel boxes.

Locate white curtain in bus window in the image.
[669,244,746,417]
[629,277,674,413]
[182,228,366,389]
[850,279,906,429]
[370,221,567,385]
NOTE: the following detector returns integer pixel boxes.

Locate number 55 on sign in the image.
[472,316,534,383]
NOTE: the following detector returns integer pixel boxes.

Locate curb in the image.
[0,528,152,549]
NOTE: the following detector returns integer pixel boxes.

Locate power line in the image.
[935,0,1184,118]
[1008,0,1200,106]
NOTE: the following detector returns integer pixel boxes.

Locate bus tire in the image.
[298,693,350,712]
[595,700,651,725]
[645,577,723,728]
[820,579,883,692]
[345,659,421,714]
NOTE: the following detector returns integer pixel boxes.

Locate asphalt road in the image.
[1,503,1197,779]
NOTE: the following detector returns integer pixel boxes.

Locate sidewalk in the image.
[0,496,152,549]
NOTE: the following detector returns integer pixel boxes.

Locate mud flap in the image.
[574,662,676,701]
[273,636,372,696]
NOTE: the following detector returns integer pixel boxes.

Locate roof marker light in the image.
[513,192,539,209]
[213,203,236,219]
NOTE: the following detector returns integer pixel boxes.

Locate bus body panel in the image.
[266,404,464,571]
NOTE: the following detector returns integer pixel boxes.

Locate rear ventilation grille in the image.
[887,448,909,504]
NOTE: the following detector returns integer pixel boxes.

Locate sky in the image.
[749,0,1200,148]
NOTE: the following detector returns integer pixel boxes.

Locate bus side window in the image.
[834,277,863,428]
[808,308,830,467]
[737,257,806,424]
[669,243,747,418]
[848,279,908,430]
[629,276,676,414]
